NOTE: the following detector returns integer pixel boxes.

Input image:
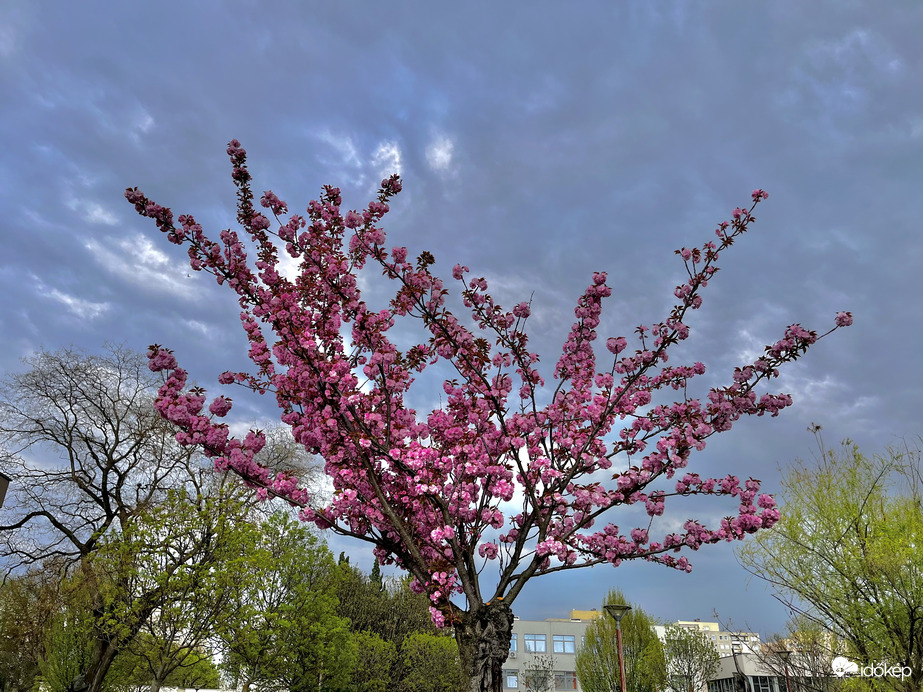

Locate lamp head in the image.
[604,603,632,624]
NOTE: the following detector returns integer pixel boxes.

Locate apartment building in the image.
[500,613,764,691]
[654,619,762,655]
[502,610,599,690]
[707,653,791,692]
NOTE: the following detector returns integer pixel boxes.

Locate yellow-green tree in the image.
[349,632,396,692]
[216,511,356,692]
[576,589,667,692]
[738,435,923,692]
[661,625,719,692]
[92,477,256,692]
[0,568,63,692]
[398,633,466,692]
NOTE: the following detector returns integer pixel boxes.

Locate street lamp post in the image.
[605,603,632,692]
[779,650,792,692]
[0,471,10,509]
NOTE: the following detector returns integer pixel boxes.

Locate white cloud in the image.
[135,111,154,134]
[0,0,31,59]
[33,277,110,320]
[84,233,193,298]
[131,109,155,141]
[425,136,455,172]
[372,140,402,178]
[64,198,119,226]
[181,318,219,340]
[84,203,118,225]
[317,130,362,169]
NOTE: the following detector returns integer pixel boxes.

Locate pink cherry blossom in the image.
[835,311,853,327]
[127,142,850,633]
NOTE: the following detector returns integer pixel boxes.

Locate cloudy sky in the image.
[2,1,921,637]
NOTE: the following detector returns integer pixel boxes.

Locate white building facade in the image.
[707,653,792,692]
[502,611,598,690]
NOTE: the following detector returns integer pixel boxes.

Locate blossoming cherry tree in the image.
[127,141,851,692]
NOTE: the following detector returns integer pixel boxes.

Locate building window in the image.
[708,678,735,692]
[554,671,578,690]
[504,670,519,689]
[752,676,774,692]
[524,634,546,653]
[510,634,517,653]
[553,634,576,654]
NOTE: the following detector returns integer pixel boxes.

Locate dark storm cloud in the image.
[1,0,921,636]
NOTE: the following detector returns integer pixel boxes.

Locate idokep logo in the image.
[831,656,912,680]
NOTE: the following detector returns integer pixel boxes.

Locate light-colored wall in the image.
[503,617,594,690]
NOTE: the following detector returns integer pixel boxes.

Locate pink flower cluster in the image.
[127,142,851,625]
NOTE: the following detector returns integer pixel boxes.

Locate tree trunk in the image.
[454,601,515,692]
[67,640,119,692]
[149,665,166,692]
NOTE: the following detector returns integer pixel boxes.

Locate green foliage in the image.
[39,597,95,692]
[334,561,448,690]
[93,476,258,689]
[217,510,356,692]
[738,438,923,691]
[107,638,220,692]
[335,563,437,647]
[661,625,719,692]
[0,346,249,692]
[0,569,62,692]
[397,632,466,692]
[350,632,396,692]
[575,589,667,692]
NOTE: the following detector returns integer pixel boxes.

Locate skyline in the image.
[2,1,922,638]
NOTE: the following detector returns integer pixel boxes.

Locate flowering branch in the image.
[126,141,851,626]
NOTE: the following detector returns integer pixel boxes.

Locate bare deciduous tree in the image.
[0,346,210,692]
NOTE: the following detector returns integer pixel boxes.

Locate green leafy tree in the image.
[335,564,438,650]
[38,592,95,692]
[576,589,667,692]
[92,477,257,692]
[738,434,923,692]
[106,637,220,692]
[218,511,355,692]
[350,631,396,692]
[0,347,308,692]
[0,567,63,692]
[0,347,200,692]
[334,563,446,689]
[398,632,466,692]
[662,625,720,692]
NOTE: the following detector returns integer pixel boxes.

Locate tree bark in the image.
[454,602,514,692]
[67,640,119,692]
[149,665,166,692]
